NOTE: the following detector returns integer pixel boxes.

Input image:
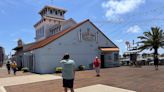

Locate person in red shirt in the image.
[93,56,101,77]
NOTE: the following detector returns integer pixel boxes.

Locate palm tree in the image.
[138,27,164,69]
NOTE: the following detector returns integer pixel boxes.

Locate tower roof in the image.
[39,5,67,15]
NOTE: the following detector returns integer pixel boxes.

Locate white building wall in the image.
[33,21,118,73]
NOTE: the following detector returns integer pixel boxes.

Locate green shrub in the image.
[17,66,22,71]
[55,67,63,73]
[21,67,29,73]
[78,65,85,71]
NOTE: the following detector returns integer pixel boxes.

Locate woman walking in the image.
[11,61,17,75]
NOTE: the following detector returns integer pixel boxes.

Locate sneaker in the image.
[97,74,100,77]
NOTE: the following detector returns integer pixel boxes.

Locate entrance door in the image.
[29,55,33,72]
[19,56,23,69]
[101,55,105,68]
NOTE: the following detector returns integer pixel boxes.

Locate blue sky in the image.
[0,0,164,55]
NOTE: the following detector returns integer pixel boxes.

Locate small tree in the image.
[138,27,164,69]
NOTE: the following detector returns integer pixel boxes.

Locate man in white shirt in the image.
[60,53,76,92]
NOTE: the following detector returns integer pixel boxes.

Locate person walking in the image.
[93,56,101,77]
[6,61,11,74]
[11,61,17,75]
[60,53,76,92]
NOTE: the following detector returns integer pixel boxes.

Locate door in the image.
[101,55,105,68]
[29,54,33,72]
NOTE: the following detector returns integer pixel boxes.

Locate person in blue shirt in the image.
[60,53,76,92]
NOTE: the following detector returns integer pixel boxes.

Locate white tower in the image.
[34,5,67,41]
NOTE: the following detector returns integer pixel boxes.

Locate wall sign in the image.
[82,30,95,41]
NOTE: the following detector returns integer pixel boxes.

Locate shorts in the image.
[63,79,74,88]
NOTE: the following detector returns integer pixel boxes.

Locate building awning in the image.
[99,47,119,52]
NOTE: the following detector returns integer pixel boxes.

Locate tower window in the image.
[60,12,62,16]
[55,11,58,15]
[50,10,53,14]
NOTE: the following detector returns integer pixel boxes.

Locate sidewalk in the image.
[0,74,61,92]
[0,74,61,86]
[0,69,32,78]
[0,86,6,92]
[70,84,136,92]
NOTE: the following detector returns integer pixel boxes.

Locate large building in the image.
[13,5,119,73]
[0,46,5,67]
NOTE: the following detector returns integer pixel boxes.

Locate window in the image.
[114,53,119,61]
[50,10,53,14]
[96,31,98,43]
[36,26,45,38]
[38,30,40,35]
[42,26,44,36]
[60,12,62,16]
[50,29,55,35]
[36,30,38,37]
[78,29,82,41]
[41,29,43,36]
[108,55,112,60]
[49,25,61,36]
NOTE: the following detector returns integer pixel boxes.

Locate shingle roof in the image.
[25,19,89,52]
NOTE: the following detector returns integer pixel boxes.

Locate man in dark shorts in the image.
[60,54,76,92]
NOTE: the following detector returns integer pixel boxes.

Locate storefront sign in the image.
[82,30,95,41]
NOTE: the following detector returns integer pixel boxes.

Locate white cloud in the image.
[127,25,141,33]
[102,0,145,20]
[116,39,123,43]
